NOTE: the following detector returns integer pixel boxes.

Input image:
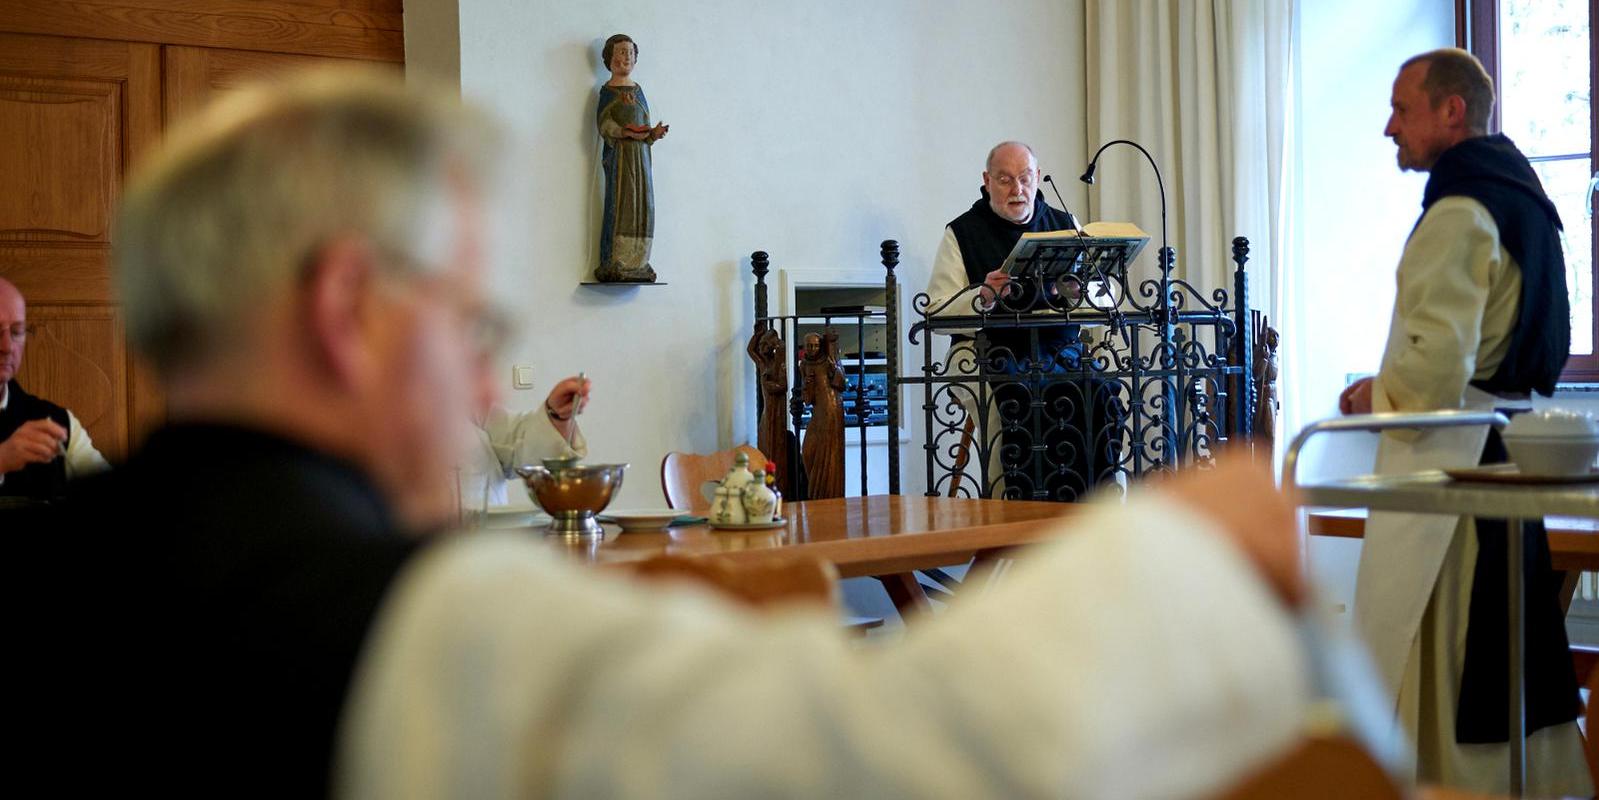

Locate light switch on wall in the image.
[513,365,534,390]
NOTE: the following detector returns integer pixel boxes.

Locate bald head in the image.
[0,276,25,390]
[986,141,1035,172]
[983,141,1040,223]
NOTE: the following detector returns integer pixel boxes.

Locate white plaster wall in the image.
[1289,0,1454,615]
[411,0,1089,508]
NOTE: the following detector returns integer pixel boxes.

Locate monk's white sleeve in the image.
[1372,197,1501,414]
[479,405,587,478]
[63,409,109,478]
[340,493,1309,800]
[925,227,986,324]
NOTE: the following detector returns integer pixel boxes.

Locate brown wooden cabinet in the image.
[0,1,402,459]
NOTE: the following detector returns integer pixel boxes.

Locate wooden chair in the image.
[1212,735,1402,800]
[661,444,770,514]
[948,417,978,498]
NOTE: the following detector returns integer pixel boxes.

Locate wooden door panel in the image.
[0,1,404,62]
[163,45,379,124]
[15,305,127,462]
[0,76,120,243]
[1,247,113,305]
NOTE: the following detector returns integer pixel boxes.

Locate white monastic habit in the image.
[469,405,587,506]
[1356,196,1591,795]
[924,228,1006,489]
[340,492,1314,799]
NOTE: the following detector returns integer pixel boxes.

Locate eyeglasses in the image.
[989,172,1037,188]
[373,246,518,360]
[409,278,516,361]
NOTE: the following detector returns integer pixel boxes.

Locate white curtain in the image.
[1083,0,1294,330]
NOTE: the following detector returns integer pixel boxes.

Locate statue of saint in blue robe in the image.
[596,84,657,282]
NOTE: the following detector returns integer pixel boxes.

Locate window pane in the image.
[1530,158,1594,356]
[1500,0,1591,158]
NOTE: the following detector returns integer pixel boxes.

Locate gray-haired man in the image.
[40,70,506,796]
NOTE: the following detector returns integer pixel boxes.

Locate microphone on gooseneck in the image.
[1042,174,1085,233]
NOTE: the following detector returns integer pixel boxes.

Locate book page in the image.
[999,222,1150,275]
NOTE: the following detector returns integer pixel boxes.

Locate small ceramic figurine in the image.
[742,468,778,523]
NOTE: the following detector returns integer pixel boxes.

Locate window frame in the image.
[1458,0,1599,382]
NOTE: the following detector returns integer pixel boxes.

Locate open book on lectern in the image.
[999,221,1151,277]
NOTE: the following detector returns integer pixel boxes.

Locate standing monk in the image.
[1343,48,1588,796]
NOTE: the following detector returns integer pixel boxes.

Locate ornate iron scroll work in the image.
[903,235,1260,501]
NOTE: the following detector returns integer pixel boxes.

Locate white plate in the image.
[602,509,689,530]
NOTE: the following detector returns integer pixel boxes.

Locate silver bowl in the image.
[514,462,627,537]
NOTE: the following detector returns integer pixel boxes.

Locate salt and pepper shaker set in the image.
[709,453,782,526]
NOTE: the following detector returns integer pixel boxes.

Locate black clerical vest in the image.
[1422,134,1569,397]
[0,380,70,501]
[947,189,1080,362]
[18,424,423,797]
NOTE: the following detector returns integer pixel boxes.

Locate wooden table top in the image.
[1307,509,1599,572]
[539,495,1081,578]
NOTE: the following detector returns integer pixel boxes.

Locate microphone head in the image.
[1042,174,1055,184]
[1079,165,1097,185]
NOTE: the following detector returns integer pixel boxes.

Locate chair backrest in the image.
[660,444,770,514]
[1212,736,1402,800]
[619,555,838,610]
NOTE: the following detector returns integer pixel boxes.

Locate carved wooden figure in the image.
[746,324,791,494]
[1252,313,1281,452]
[799,332,847,499]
